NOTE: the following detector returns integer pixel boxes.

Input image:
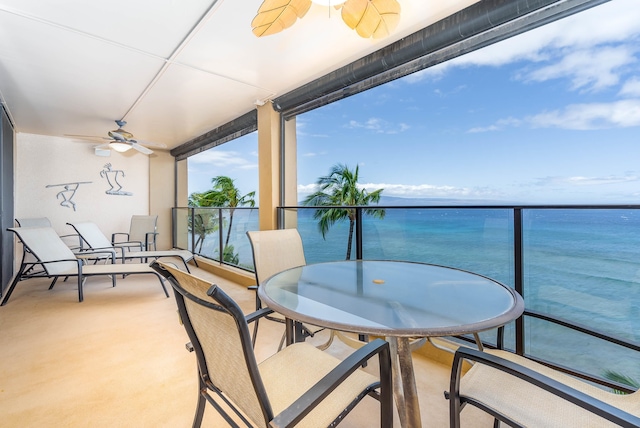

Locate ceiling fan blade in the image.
[131,143,154,155]
[251,0,311,37]
[64,134,110,142]
[133,139,167,149]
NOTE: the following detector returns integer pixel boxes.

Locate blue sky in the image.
[188,0,640,204]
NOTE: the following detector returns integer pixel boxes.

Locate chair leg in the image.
[192,378,207,428]
[49,277,58,290]
[0,264,26,306]
[251,318,259,348]
[78,275,84,302]
[156,275,169,297]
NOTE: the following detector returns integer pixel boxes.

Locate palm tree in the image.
[195,176,256,262]
[303,163,385,260]
[603,370,639,394]
[187,192,219,253]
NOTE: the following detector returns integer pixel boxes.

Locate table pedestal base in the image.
[389,336,423,428]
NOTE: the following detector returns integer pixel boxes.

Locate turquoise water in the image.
[194,207,640,384]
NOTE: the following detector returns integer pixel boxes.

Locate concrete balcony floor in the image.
[0,262,494,427]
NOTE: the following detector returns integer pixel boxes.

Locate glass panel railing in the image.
[172,207,190,251]
[183,204,640,388]
[360,208,513,283]
[218,207,259,270]
[522,208,640,385]
[525,316,640,386]
[173,207,258,271]
[191,207,221,260]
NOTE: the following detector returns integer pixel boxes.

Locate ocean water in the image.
[194,207,640,384]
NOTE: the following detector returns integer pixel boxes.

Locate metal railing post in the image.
[190,208,195,254]
[514,207,525,356]
[218,208,224,265]
[355,207,363,260]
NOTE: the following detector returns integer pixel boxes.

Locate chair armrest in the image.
[75,249,117,263]
[32,258,82,267]
[59,233,82,251]
[112,241,144,253]
[245,307,273,324]
[111,232,130,244]
[76,246,119,263]
[449,347,640,428]
[270,338,392,428]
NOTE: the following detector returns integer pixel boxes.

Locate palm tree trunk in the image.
[195,235,204,253]
[225,209,235,248]
[346,219,355,260]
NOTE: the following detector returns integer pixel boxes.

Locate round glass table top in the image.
[259,260,524,337]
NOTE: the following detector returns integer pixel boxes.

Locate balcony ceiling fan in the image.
[66,120,166,155]
[251,0,401,39]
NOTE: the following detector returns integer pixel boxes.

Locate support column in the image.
[257,103,298,231]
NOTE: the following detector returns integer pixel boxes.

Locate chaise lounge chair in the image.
[66,221,196,272]
[1,226,169,305]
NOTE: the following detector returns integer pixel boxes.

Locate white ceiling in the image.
[0,0,479,150]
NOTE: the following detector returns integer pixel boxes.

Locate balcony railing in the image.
[173,204,640,393]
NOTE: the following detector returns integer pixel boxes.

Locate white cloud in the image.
[345,117,410,134]
[524,47,635,92]
[620,77,640,97]
[188,150,257,169]
[528,99,640,129]
[298,182,500,199]
[469,99,640,131]
[468,117,522,133]
[535,174,640,186]
[403,0,640,90]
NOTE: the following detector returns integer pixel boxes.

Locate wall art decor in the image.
[45,181,92,211]
[100,163,132,196]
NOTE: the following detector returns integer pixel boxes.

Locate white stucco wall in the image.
[15,133,150,241]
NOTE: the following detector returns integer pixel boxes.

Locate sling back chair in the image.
[150,261,393,428]
[247,229,367,351]
[449,346,640,427]
[14,217,65,276]
[67,221,195,272]
[1,226,168,305]
[13,217,113,279]
[15,216,83,253]
[111,214,158,251]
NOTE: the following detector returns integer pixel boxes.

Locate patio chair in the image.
[448,347,640,427]
[247,229,367,350]
[150,260,393,428]
[1,226,168,305]
[15,217,82,250]
[111,214,158,251]
[67,221,196,272]
[13,217,93,278]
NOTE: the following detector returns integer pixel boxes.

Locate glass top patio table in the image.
[258,260,524,338]
[259,260,524,428]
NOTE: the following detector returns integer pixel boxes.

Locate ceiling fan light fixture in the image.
[311,0,347,5]
[109,142,132,153]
